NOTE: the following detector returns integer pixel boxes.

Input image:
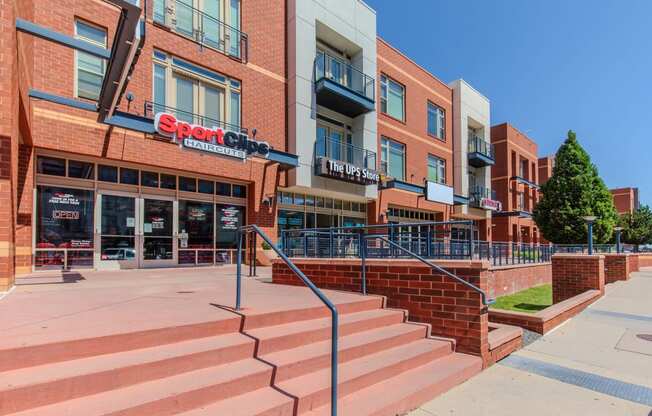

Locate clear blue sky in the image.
[366,0,651,206]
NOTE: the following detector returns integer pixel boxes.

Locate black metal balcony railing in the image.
[469,184,497,207]
[468,136,494,159]
[145,101,246,134]
[314,52,375,102]
[152,0,248,61]
[316,135,376,171]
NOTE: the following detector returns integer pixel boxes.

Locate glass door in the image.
[141,197,177,267]
[96,192,138,270]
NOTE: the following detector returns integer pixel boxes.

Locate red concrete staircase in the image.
[0,295,482,416]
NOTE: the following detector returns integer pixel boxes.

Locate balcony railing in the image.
[469,184,497,208]
[314,52,375,102]
[152,0,248,61]
[316,135,376,171]
[468,136,494,158]
[145,101,246,133]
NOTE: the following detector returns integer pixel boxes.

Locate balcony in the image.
[314,135,378,185]
[152,0,247,62]
[145,101,246,133]
[314,52,375,118]
[469,184,501,211]
[468,136,495,167]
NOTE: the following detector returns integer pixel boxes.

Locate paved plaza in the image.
[412,268,652,416]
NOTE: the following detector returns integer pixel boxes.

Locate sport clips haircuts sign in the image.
[154,113,271,160]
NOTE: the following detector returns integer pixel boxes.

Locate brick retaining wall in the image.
[272,259,491,363]
[639,254,652,268]
[552,254,604,304]
[487,263,552,298]
[604,254,630,283]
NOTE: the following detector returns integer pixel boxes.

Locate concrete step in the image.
[249,308,406,355]
[176,387,295,416]
[277,339,453,414]
[304,353,483,416]
[9,358,273,416]
[0,333,255,415]
[0,317,242,373]
[264,323,430,382]
[242,295,385,330]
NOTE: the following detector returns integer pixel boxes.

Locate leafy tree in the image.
[618,205,652,246]
[533,130,618,243]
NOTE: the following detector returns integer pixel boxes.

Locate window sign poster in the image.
[37,186,94,249]
[126,217,135,228]
[216,204,245,248]
[144,223,153,233]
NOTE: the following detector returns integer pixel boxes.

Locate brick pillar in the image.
[629,254,639,273]
[604,254,630,283]
[552,254,605,304]
[0,1,18,291]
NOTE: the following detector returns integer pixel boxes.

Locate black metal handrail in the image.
[468,135,494,159]
[152,0,248,61]
[144,101,246,133]
[316,135,376,170]
[236,225,339,416]
[314,52,375,101]
[363,235,493,306]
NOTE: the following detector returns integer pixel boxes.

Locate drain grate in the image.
[637,334,652,342]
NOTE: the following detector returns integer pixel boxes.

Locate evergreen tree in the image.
[618,205,652,246]
[533,130,618,243]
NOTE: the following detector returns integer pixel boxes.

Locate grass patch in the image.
[490,284,552,314]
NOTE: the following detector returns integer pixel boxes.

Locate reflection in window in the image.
[160,174,177,189]
[179,200,214,249]
[68,160,94,179]
[37,186,94,249]
[98,165,118,182]
[216,204,245,248]
[37,156,66,176]
[141,171,159,187]
[179,177,197,192]
[216,182,231,196]
[120,168,139,185]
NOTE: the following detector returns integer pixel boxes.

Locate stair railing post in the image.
[360,231,367,295]
[236,229,243,310]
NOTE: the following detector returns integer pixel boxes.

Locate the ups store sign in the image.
[315,157,380,185]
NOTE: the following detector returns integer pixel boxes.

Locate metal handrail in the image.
[282,220,475,236]
[314,52,375,101]
[365,235,493,306]
[236,225,339,416]
[152,0,248,61]
[144,101,246,133]
[468,135,494,159]
[315,135,377,170]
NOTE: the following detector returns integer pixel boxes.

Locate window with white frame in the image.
[152,52,241,129]
[380,137,405,181]
[75,20,107,100]
[427,154,446,184]
[380,75,405,121]
[427,102,445,140]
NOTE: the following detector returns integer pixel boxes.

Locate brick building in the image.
[490,123,540,244]
[537,155,555,185]
[610,187,639,215]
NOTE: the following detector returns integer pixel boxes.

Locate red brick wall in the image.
[604,254,630,283]
[487,263,552,298]
[552,254,604,303]
[272,259,490,363]
[628,253,639,273]
[610,188,638,215]
[639,254,652,268]
[374,39,454,222]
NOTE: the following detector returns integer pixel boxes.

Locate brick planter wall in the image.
[552,254,605,304]
[629,254,640,272]
[639,254,652,268]
[604,254,630,283]
[272,259,491,363]
[487,263,552,298]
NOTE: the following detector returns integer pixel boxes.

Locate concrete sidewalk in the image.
[411,268,652,416]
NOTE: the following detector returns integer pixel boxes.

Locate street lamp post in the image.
[614,226,623,253]
[583,216,597,255]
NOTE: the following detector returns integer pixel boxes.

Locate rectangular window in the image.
[68,160,94,179]
[216,182,231,196]
[37,156,66,176]
[427,102,445,140]
[120,168,139,185]
[75,20,107,100]
[37,186,94,249]
[153,63,167,112]
[380,75,405,121]
[427,155,446,184]
[232,184,247,198]
[198,179,214,194]
[380,137,405,181]
[160,174,177,190]
[141,171,159,187]
[98,165,118,183]
[179,176,197,192]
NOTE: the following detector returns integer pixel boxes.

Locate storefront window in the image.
[232,184,247,198]
[141,171,159,187]
[216,182,231,196]
[120,168,139,185]
[198,180,214,194]
[68,160,94,179]
[37,156,66,176]
[179,177,197,192]
[179,200,214,249]
[160,174,177,190]
[216,204,245,248]
[98,165,118,182]
[100,195,136,261]
[37,186,94,249]
[278,210,305,234]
